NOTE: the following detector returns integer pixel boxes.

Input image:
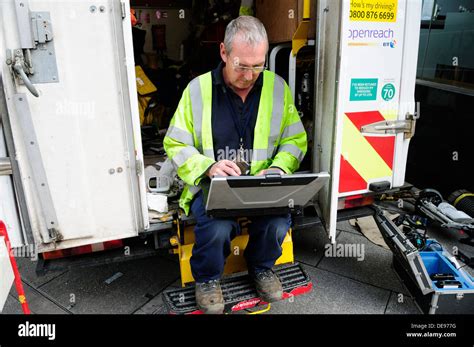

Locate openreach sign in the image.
[350,0,398,23]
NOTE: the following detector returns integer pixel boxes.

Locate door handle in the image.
[13,61,39,97]
[0,157,12,175]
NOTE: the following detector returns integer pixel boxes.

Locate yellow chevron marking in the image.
[342,114,392,182]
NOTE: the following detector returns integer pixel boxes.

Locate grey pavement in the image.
[3,219,471,315]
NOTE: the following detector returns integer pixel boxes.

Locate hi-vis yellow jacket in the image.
[164,70,307,215]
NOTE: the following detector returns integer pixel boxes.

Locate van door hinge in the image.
[0,157,12,176]
[48,227,63,242]
[121,1,126,19]
[136,159,143,176]
[360,113,417,139]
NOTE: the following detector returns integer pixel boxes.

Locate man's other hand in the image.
[206,160,241,178]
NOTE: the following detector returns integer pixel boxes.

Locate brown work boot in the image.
[252,269,283,303]
[195,280,225,314]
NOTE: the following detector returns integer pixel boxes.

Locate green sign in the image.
[350,78,378,101]
[381,83,396,101]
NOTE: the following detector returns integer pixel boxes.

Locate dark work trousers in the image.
[189,191,291,283]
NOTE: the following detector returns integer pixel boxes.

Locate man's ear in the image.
[220,43,227,63]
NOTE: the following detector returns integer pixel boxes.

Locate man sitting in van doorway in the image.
[164,16,307,314]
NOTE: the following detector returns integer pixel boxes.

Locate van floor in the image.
[4,216,473,314]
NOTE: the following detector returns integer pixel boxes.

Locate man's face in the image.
[220,38,267,91]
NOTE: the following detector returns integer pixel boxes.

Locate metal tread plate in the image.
[162,263,312,314]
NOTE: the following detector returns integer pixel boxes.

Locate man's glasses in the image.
[232,64,267,74]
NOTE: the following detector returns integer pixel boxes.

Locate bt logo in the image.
[383,40,397,48]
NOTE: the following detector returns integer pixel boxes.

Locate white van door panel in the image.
[315,0,421,242]
[335,0,421,199]
[0,0,148,252]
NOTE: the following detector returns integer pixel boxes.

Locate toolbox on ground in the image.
[373,206,474,314]
[393,251,474,314]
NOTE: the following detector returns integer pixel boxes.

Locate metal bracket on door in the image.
[0,73,35,244]
[0,157,12,175]
[13,94,62,243]
[360,113,417,140]
[8,1,59,97]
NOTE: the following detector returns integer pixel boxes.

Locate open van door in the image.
[315,0,421,242]
[0,0,148,253]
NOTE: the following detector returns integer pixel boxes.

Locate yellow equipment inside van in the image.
[135,65,158,126]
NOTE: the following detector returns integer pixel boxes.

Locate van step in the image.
[162,263,312,314]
